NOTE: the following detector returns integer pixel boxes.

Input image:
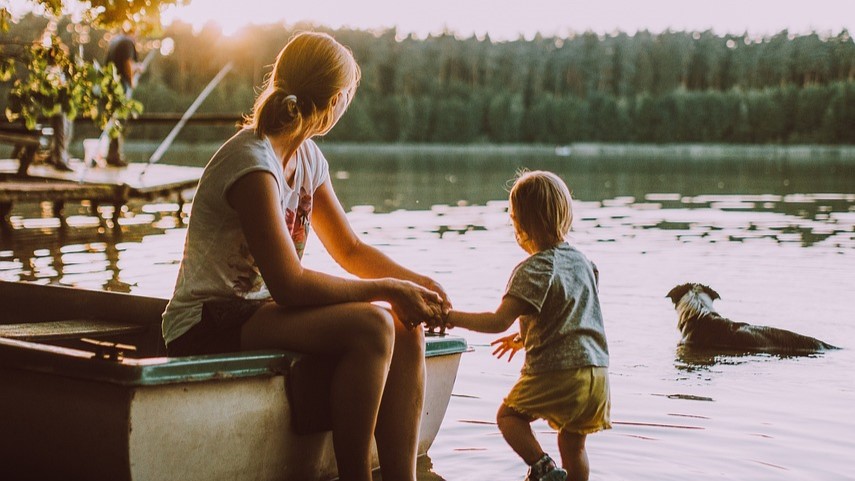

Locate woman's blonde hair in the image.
[244,31,360,138]
[509,170,573,250]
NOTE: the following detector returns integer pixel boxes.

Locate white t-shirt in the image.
[162,129,330,344]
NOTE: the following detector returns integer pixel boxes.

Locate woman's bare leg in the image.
[241,302,395,481]
[374,320,425,481]
[557,430,589,481]
[496,404,543,465]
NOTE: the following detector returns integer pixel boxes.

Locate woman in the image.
[161,31,448,481]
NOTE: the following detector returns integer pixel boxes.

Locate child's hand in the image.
[490,333,523,362]
[426,309,453,335]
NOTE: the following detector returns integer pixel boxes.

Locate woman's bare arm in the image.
[312,180,451,305]
[227,171,441,325]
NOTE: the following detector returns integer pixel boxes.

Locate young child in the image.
[442,170,611,481]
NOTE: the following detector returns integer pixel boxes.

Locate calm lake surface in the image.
[2,144,854,480]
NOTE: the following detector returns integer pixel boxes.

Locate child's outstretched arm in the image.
[444,295,534,333]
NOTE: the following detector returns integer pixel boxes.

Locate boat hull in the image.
[0,281,466,481]
[0,345,461,481]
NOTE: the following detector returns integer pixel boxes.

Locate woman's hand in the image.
[416,275,452,315]
[417,276,453,334]
[386,279,444,329]
[490,333,524,362]
[425,308,451,335]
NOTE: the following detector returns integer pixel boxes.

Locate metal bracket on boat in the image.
[80,338,137,362]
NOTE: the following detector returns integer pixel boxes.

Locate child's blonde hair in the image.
[509,170,573,250]
[244,31,360,138]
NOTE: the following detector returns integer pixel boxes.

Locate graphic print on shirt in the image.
[228,242,264,297]
[284,186,313,259]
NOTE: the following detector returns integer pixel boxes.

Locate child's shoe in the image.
[525,454,567,481]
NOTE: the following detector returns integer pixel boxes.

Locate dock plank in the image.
[0,159,202,194]
[0,181,115,203]
[1,158,202,230]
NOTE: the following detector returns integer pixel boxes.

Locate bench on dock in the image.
[0,124,54,176]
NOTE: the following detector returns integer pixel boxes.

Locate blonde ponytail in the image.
[243,32,360,138]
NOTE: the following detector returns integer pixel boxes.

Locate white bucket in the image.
[83,138,106,167]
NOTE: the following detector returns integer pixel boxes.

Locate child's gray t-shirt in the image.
[504,242,609,374]
[161,129,329,345]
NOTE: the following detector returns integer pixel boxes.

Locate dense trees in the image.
[4,16,854,144]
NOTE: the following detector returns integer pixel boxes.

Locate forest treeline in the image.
[3,15,855,144]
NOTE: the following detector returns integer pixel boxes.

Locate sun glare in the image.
[7,0,855,40]
[164,0,853,41]
[161,2,277,36]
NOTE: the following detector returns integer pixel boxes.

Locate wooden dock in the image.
[0,159,202,231]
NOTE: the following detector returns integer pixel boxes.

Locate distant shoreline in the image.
[23,141,850,165]
[316,142,855,162]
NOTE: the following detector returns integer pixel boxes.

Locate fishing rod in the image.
[139,61,234,178]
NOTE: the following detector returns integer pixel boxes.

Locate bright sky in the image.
[7,0,854,39]
[159,0,854,39]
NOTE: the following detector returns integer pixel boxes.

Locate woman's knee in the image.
[348,304,396,356]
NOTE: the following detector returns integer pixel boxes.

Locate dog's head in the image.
[666,283,721,306]
[666,283,722,335]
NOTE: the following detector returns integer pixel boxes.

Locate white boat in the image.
[0,280,467,481]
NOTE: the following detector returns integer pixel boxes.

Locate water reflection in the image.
[1,148,854,481]
[1,151,854,293]
[0,203,179,293]
[324,149,855,213]
[673,345,821,373]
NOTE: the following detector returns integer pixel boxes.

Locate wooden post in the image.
[53,201,67,228]
[16,146,37,177]
[111,185,131,233]
[112,202,123,231]
[176,191,185,220]
[0,202,12,232]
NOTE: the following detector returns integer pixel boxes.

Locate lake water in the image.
[2,145,854,480]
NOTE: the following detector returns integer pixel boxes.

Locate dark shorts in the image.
[166,299,269,357]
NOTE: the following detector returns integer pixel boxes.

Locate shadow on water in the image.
[370,455,446,480]
[673,344,829,373]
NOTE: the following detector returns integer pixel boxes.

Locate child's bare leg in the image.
[497,403,543,464]
[557,430,589,481]
[374,319,425,481]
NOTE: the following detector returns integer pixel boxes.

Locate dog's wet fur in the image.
[666,283,838,353]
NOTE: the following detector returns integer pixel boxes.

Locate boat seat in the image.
[0,319,147,342]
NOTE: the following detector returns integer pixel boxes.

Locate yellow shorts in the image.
[504,366,611,434]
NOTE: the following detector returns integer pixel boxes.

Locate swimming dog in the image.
[666,283,838,353]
